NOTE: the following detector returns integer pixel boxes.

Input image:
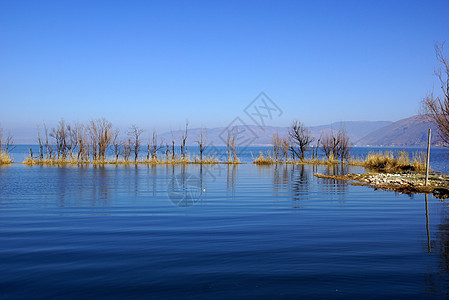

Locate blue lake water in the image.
[1,147,449,298]
[7,145,449,173]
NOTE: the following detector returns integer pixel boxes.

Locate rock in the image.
[433,188,449,199]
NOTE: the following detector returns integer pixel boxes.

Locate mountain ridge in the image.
[157,120,393,146]
[355,115,441,147]
[156,116,439,147]
[9,116,441,147]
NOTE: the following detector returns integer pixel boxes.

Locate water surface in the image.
[0,163,448,298]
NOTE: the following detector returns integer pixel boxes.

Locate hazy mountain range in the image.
[156,115,441,147]
[356,115,441,147]
[8,115,442,147]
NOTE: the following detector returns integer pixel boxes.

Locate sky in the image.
[0,0,448,142]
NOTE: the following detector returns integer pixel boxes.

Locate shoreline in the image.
[315,172,449,199]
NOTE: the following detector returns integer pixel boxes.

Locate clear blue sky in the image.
[1,0,448,141]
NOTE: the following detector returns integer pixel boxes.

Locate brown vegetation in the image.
[197,127,207,162]
[422,43,449,146]
[147,129,163,162]
[128,125,144,162]
[252,151,276,165]
[16,118,433,175]
[320,125,351,162]
[0,126,13,164]
[180,120,188,160]
[225,127,240,163]
[24,118,225,166]
[288,120,313,160]
[361,150,426,172]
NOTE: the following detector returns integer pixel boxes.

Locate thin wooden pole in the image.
[425,194,431,253]
[425,128,431,186]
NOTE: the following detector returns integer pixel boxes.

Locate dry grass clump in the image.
[347,156,364,166]
[0,126,14,165]
[194,155,219,164]
[322,152,339,164]
[364,151,396,171]
[23,157,91,166]
[224,157,241,164]
[253,151,276,165]
[225,128,240,163]
[160,154,193,164]
[0,151,13,165]
[363,150,427,172]
[287,152,340,165]
[253,150,342,166]
[412,152,426,172]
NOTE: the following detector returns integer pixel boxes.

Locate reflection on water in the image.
[317,164,349,201]
[167,167,205,207]
[425,194,449,297]
[290,165,310,204]
[0,162,434,211]
[48,165,112,208]
[426,194,431,253]
[436,205,449,276]
[0,163,449,298]
[226,164,237,197]
[273,164,289,188]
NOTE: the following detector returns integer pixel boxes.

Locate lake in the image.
[1,147,449,298]
[7,145,449,173]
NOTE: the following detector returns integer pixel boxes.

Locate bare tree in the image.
[281,137,289,162]
[97,118,113,161]
[312,137,321,160]
[422,42,449,146]
[112,128,120,161]
[87,120,98,161]
[321,125,351,162]
[288,120,314,160]
[73,122,87,162]
[65,123,74,159]
[128,125,144,162]
[170,130,176,161]
[43,123,52,159]
[197,127,207,162]
[336,127,351,162]
[37,125,44,160]
[122,137,132,162]
[179,120,188,160]
[68,123,78,160]
[165,142,171,161]
[226,128,239,162]
[149,129,162,161]
[87,118,113,162]
[51,119,69,159]
[321,130,338,159]
[272,133,282,161]
[0,125,14,154]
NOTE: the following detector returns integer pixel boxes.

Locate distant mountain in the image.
[10,116,440,147]
[309,121,392,144]
[158,125,287,146]
[356,115,441,147]
[158,121,393,146]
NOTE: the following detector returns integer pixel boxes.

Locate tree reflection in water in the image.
[290,165,309,206]
[436,211,449,297]
[226,164,237,198]
[316,164,348,202]
[55,165,111,209]
[425,194,449,297]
